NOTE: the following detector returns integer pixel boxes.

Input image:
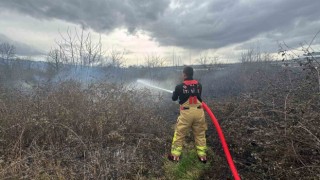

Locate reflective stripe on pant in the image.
[171,100,207,156]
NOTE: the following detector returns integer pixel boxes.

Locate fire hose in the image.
[136,79,240,179]
[202,102,241,180]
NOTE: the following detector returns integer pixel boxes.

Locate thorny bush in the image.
[0,81,172,179]
[202,63,320,179]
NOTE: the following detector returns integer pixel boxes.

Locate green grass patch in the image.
[163,149,211,180]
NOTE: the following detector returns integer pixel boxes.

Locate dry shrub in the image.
[1,60,319,179]
[203,91,319,179]
[0,80,171,179]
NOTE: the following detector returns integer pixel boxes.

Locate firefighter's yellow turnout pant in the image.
[171,100,207,157]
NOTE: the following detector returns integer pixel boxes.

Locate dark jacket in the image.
[172,78,202,104]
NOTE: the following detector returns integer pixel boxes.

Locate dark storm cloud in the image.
[0,0,319,50]
[148,0,320,49]
[0,0,170,33]
[0,34,43,56]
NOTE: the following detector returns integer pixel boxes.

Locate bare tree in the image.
[0,42,15,61]
[52,27,105,68]
[196,52,210,66]
[240,43,270,63]
[143,54,167,79]
[278,30,320,92]
[144,54,167,68]
[0,42,16,79]
[108,48,127,68]
[241,48,255,63]
[47,48,64,73]
[211,56,220,65]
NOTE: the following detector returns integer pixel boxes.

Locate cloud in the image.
[0,34,43,56]
[0,0,170,33]
[148,0,320,49]
[0,0,320,51]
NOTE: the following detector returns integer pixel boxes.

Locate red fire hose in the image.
[202,102,241,180]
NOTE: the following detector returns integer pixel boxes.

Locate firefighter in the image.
[168,66,208,163]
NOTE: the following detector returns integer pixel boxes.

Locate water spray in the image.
[137,79,240,180]
[137,79,173,93]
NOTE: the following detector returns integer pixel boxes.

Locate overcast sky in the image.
[0,0,319,65]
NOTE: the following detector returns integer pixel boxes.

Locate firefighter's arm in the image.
[172,85,179,101]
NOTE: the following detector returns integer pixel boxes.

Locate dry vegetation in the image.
[0,81,173,179]
[0,59,320,179]
[201,62,320,179]
[0,47,320,179]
